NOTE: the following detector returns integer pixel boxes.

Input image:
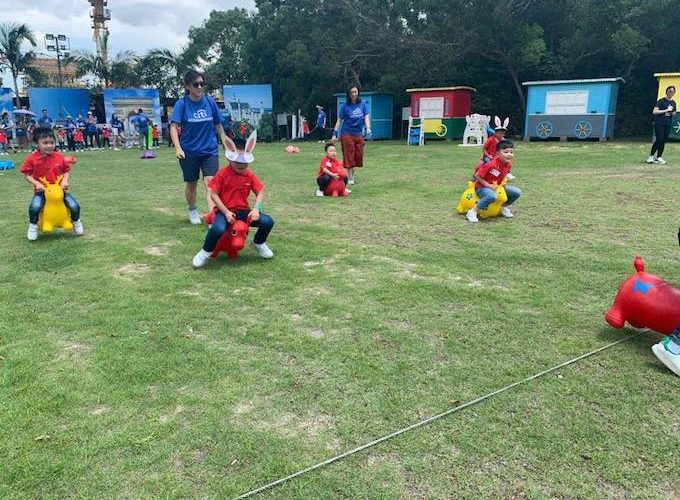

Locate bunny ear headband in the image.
[225,129,257,163]
[494,116,510,131]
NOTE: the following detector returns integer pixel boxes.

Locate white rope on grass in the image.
[236,331,644,499]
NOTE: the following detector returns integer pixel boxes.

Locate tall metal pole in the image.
[45,34,68,87]
[55,43,63,87]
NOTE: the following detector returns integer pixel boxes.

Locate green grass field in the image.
[1,139,679,499]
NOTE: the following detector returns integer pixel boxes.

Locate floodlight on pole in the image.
[45,33,70,87]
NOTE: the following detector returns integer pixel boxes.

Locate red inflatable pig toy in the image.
[605,256,680,335]
[324,177,350,197]
[203,211,251,260]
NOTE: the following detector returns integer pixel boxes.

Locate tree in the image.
[182,9,253,91]
[65,33,139,88]
[177,0,680,136]
[0,22,39,106]
[138,48,192,97]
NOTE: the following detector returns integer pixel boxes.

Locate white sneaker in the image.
[192,249,211,268]
[315,189,324,197]
[188,208,202,225]
[500,207,514,218]
[27,223,39,241]
[347,178,355,185]
[345,188,352,194]
[73,220,84,235]
[652,338,680,377]
[251,242,274,259]
[646,155,655,164]
[655,157,667,165]
[466,209,479,223]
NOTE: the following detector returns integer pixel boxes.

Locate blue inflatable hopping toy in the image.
[0,159,15,171]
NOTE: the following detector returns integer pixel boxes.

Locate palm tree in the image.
[0,22,39,106]
[144,48,188,75]
[139,48,192,97]
[65,32,139,88]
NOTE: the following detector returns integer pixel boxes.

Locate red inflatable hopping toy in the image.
[605,256,680,335]
[203,211,251,260]
[324,177,349,197]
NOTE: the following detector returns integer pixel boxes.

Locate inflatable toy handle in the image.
[633,256,645,273]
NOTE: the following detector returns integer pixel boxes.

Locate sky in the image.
[0,0,256,89]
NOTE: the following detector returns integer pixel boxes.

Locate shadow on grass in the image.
[594,325,678,375]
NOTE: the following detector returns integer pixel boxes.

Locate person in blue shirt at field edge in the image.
[170,69,231,225]
[131,109,150,150]
[312,104,327,142]
[37,109,53,129]
[331,84,371,186]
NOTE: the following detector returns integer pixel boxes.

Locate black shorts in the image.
[179,155,219,182]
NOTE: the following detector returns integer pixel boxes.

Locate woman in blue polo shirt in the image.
[331,84,371,186]
[170,70,230,225]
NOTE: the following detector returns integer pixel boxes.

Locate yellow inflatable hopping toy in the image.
[38,175,73,233]
[456,180,508,218]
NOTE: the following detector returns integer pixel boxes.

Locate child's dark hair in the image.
[666,85,676,93]
[183,69,204,95]
[324,142,334,152]
[497,139,514,150]
[32,127,55,143]
[345,84,361,104]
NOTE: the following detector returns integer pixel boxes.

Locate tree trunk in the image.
[508,68,526,119]
[11,71,20,107]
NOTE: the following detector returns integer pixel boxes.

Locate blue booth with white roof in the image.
[522,78,624,140]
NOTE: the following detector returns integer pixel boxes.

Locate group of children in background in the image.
[49,122,160,152]
[3,111,162,154]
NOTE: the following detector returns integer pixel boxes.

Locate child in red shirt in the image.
[192,131,274,267]
[302,119,310,141]
[466,139,521,223]
[0,128,7,154]
[20,127,83,240]
[100,126,111,148]
[315,143,350,197]
[152,124,160,147]
[73,128,84,151]
[56,127,66,151]
[477,116,509,171]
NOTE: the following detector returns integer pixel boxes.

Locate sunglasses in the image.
[191,81,205,88]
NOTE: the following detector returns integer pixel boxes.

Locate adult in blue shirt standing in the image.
[331,84,371,186]
[312,105,327,142]
[85,111,100,149]
[131,109,151,150]
[170,70,230,225]
[64,116,76,151]
[37,109,53,129]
